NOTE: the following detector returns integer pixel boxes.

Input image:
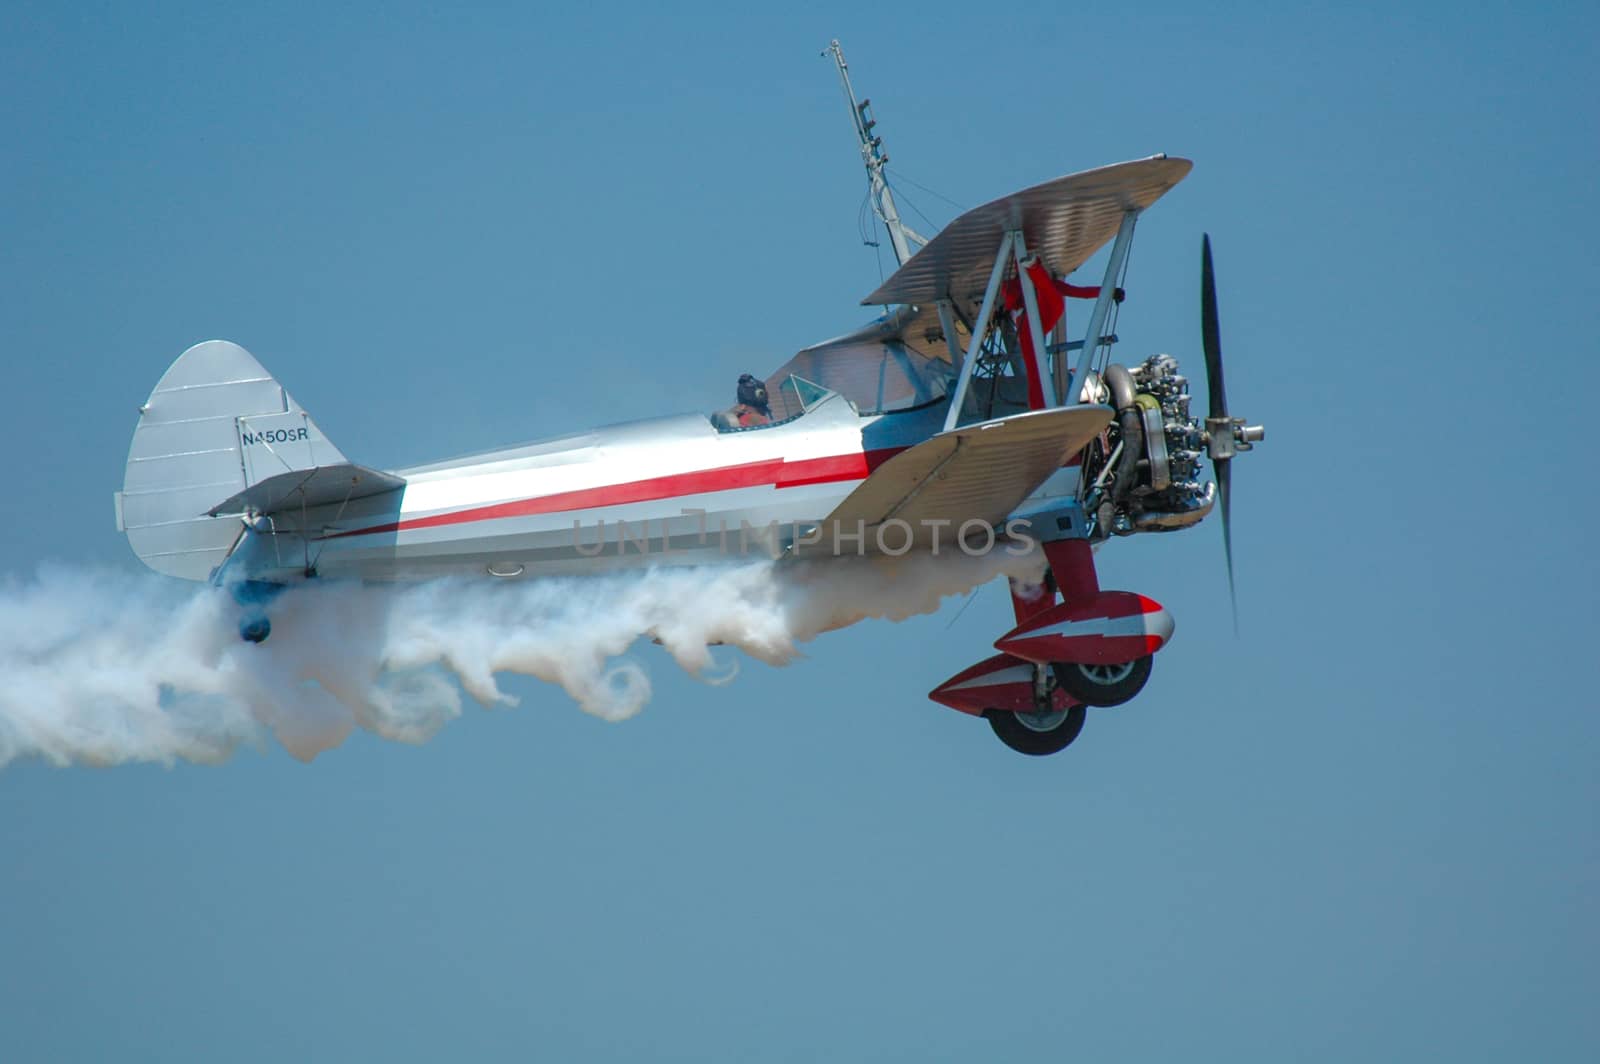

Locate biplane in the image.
[115,42,1261,755]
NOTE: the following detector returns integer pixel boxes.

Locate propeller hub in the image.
[1205,416,1266,461]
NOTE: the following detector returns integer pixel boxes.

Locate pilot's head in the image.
[737,373,769,411]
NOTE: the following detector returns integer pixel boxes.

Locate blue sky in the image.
[2,1,1597,1059]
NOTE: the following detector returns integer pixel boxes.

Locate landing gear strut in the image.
[930,539,1174,756]
[984,664,1087,756]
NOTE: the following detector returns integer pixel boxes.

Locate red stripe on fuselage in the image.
[326,447,906,540]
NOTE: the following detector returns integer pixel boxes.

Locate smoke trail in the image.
[0,548,1043,768]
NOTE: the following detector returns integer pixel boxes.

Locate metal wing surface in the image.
[802,405,1112,554]
[862,155,1192,307]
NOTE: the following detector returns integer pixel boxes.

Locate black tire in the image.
[239,614,271,644]
[985,704,1087,756]
[1052,656,1152,708]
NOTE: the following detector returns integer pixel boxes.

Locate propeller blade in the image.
[1201,233,1226,419]
[1203,233,1238,634]
[1216,455,1237,635]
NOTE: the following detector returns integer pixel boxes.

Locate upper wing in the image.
[862,156,1192,307]
[800,405,1112,555]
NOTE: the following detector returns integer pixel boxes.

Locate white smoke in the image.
[0,548,1043,768]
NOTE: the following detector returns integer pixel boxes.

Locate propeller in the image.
[1199,234,1264,632]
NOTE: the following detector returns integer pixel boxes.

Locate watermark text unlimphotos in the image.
[569,509,1037,558]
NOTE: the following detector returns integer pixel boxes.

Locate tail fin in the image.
[116,340,348,581]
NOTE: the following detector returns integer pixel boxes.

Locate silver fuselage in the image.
[224,392,999,584]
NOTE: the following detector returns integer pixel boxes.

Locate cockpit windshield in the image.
[766,339,949,417]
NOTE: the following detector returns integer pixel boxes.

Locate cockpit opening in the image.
[710,321,954,433]
[712,374,834,432]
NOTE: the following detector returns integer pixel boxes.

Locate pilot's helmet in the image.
[737,373,769,409]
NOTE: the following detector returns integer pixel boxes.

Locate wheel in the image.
[986,703,1087,756]
[1052,656,1152,708]
[239,614,271,643]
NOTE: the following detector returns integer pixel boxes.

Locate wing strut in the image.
[1060,209,1138,405]
[942,231,1016,432]
[940,208,1144,430]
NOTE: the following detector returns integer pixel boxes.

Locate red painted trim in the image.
[1043,538,1099,602]
[994,590,1174,666]
[327,446,906,540]
[928,651,1080,716]
[774,452,869,488]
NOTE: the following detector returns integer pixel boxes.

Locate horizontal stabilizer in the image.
[803,405,1112,554]
[206,463,405,518]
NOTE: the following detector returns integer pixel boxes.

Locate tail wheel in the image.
[1052,656,1152,707]
[985,703,1087,757]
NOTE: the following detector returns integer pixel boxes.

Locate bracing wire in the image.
[871,212,885,282]
[945,584,982,629]
[886,168,968,213]
[853,190,886,281]
[1092,218,1139,374]
[856,191,878,248]
[894,187,943,242]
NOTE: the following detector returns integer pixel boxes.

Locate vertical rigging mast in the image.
[825,39,925,268]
